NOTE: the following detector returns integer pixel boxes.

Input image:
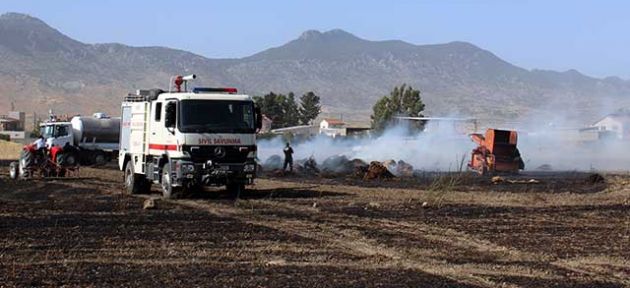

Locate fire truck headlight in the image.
[181,163,195,173]
[244,164,256,172]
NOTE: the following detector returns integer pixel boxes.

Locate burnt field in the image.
[0,166,628,287]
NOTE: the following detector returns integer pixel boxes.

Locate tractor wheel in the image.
[9,162,19,180]
[19,157,30,179]
[19,150,34,179]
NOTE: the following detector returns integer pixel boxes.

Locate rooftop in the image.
[322,118,345,125]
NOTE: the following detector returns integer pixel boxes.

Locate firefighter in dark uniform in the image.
[283,142,294,172]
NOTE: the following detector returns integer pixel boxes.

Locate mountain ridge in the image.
[1,12,628,124]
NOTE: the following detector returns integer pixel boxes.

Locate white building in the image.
[319,118,346,138]
[0,111,26,140]
[271,125,319,137]
[259,115,273,134]
[591,112,630,140]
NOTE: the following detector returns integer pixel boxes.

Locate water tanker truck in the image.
[40,113,120,165]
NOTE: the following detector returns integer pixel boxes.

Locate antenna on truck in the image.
[168,74,196,92]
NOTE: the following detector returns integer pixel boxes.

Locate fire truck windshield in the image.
[179,100,255,133]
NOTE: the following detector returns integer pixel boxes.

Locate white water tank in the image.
[71,116,120,144]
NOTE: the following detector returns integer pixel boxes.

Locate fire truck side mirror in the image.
[165,102,177,128]
[255,106,263,130]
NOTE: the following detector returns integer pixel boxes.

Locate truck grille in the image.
[182,145,253,164]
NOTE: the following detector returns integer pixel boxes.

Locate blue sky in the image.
[2,0,629,78]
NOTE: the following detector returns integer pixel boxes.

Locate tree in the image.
[371,84,425,131]
[253,92,300,129]
[283,92,300,127]
[298,91,321,125]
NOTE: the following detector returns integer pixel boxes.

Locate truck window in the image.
[179,100,254,133]
[155,103,162,122]
[55,125,70,137]
[41,125,54,138]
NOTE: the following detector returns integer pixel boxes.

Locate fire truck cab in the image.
[119,74,262,199]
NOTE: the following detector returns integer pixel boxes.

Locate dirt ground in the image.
[0,165,628,287]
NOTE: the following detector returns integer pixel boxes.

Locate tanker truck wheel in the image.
[124,162,150,195]
[9,162,19,180]
[161,163,182,199]
[63,153,77,167]
[93,152,107,166]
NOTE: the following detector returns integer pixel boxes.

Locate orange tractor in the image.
[468,129,524,175]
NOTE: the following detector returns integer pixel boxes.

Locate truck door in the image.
[148,100,178,155]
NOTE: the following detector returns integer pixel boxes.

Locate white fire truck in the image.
[119,74,262,199]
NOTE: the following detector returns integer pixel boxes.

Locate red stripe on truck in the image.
[148,144,178,151]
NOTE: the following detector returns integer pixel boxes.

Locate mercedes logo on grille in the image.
[214,147,226,158]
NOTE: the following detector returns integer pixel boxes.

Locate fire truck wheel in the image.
[9,162,19,180]
[226,183,245,199]
[161,163,181,199]
[124,162,146,195]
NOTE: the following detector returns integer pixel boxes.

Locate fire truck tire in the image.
[226,183,245,199]
[9,162,19,180]
[124,162,147,195]
[161,163,182,199]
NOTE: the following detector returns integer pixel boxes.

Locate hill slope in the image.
[1,12,629,124]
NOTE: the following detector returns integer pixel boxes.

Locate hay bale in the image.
[363,161,395,180]
[395,160,414,177]
[587,173,605,184]
[263,155,283,170]
[302,157,319,174]
[293,157,319,175]
[381,159,397,169]
[351,158,369,177]
[322,155,353,174]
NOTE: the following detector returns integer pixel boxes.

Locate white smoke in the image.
[257,121,474,172]
[259,110,630,172]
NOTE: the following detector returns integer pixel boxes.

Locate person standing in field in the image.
[283,142,294,172]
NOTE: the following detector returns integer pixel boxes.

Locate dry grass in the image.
[0,140,21,160]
